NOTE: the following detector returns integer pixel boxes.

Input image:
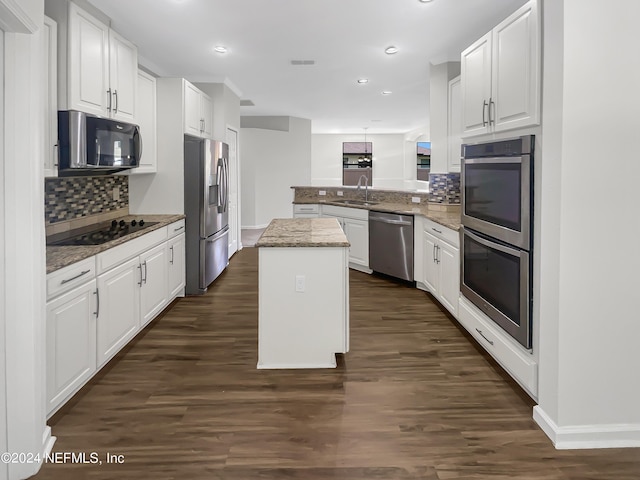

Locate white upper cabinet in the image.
[108,29,137,121]
[184,80,213,138]
[461,32,492,136]
[447,76,462,172]
[63,2,137,122]
[461,0,540,136]
[133,69,157,174]
[43,16,59,177]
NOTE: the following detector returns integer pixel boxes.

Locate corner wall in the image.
[535,0,640,448]
[241,117,311,228]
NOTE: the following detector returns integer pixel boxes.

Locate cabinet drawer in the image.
[167,219,185,239]
[322,205,368,221]
[423,217,459,247]
[293,204,319,214]
[96,226,168,274]
[47,257,96,300]
[458,296,537,397]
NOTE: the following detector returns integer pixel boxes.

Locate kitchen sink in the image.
[332,199,379,206]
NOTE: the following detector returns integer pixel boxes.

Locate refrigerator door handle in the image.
[216,161,223,210]
[222,158,229,213]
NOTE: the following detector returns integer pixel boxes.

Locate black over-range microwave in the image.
[58,110,142,176]
[460,135,534,349]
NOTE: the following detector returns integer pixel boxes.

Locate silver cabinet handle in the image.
[60,269,90,285]
[53,143,59,167]
[432,227,442,234]
[142,261,148,284]
[488,97,494,125]
[436,245,440,264]
[174,226,184,232]
[113,90,118,114]
[475,328,494,346]
[137,264,143,286]
[482,100,488,126]
[433,244,437,264]
[169,246,174,265]
[107,88,112,112]
[93,289,100,317]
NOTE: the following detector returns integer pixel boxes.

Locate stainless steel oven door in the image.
[461,155,531,250]
[460,227,532,349]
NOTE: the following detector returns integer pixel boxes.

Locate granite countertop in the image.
[294,199,461,231]
[256,218,350,248]
[46,214,185,274]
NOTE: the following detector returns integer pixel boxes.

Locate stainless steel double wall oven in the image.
[461,135,534,349]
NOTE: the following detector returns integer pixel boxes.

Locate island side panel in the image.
[258,246,349,369]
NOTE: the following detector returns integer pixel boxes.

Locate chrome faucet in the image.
[356,175,369,202]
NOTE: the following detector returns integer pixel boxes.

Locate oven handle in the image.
[463,228,523,257]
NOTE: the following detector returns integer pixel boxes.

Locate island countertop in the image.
[256,218,350,248]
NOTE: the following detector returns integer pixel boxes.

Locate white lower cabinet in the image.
[321,205,370,273]
[342,217,369,268]
[46,279,97,415]
[46,223,186,416]
[96,257,141,368]
[140,243,168,327]
[415,217,460,317]
[293,204,320,218]
[167,233,186,299]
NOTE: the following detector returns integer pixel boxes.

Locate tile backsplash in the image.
[45,176,129,225]
[428,173,461,204]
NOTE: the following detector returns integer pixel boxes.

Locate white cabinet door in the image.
[96,257,140,368]
[140,243,168,327]
[133,69,157,174]
[491,0,540,132]
[423,231,439,294]
[68,2,110,117]
[448,76,462,173]
[201,93,213,138]
[108,30,137,122]
[343,217,369,268]
[43,15,58,178]
[461,31,492,136]
[46,280,97,415]
[461,1,540,137]
[438,240,460,317]
[184,81,202,137]
[167,233,186,299]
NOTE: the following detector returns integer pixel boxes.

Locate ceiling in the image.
[87,0,528,134]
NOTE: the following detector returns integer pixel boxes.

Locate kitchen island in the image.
[256,218,350,369]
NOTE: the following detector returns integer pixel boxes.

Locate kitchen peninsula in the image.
[256,218,350,369]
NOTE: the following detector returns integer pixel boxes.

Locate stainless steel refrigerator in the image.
[184,136,229,295]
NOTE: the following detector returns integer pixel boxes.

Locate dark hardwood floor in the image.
[36,247,640,479]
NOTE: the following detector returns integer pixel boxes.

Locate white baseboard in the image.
[241,224,269,230]
[257,361,337,369]
[533,406,640,449]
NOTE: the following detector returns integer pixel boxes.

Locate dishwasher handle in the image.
[369,216,413,226]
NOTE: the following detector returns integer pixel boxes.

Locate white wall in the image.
[241,117,311,228]
[311,133,406,188]
[535,0,640,448]
[2,10,53,479]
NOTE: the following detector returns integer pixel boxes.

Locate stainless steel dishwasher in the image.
[368,211,414,282]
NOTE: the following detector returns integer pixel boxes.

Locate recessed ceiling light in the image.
[213,45,227,54]
[382,91,393,95]
[384,46,398,55]
[357,78,369,84]
[418,0,434,3]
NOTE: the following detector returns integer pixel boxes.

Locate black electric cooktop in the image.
[47,219,159,246]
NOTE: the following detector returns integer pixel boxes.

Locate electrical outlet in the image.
[319,190,326,196]
[113,186,120,201]
[295,275,305,293]
[411,196,420,204]
[337,191,344,196]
